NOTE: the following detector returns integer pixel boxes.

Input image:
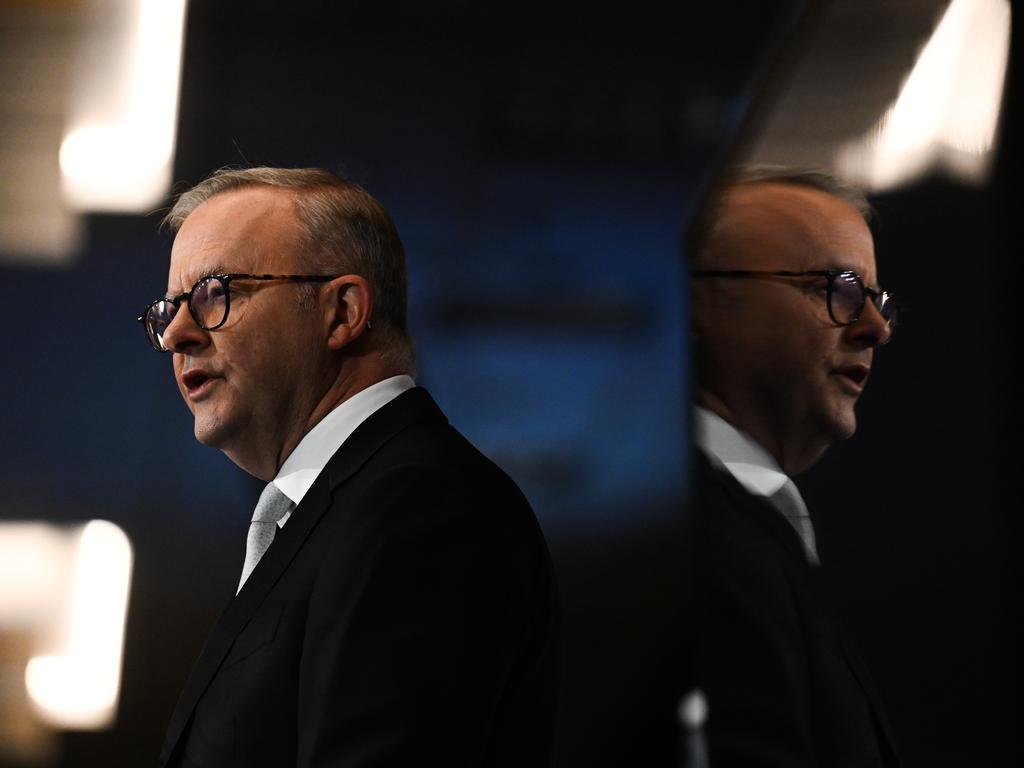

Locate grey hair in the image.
[722,164,871,218]
[164,167,415,373]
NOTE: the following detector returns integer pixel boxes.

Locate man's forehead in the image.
[167,232,248,292]
[167,187,299,289]
[716,182,876,276]
[722,182,864,233]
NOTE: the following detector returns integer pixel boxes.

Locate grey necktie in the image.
[237,482,294,593]
[769,479,820,566]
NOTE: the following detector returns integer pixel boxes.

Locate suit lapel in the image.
[160,387,447,764]
[840,632,901,763]
[697,454,900,765]
[697,452,812,569]
[815,585,902,764]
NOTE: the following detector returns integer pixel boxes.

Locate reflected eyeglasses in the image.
[137,273,339,352]
[690,269,898,337]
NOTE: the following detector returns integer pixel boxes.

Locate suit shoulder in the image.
[334,419,537,545]
[373,418,526,495]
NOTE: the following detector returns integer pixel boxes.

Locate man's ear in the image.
[324,274,373,351]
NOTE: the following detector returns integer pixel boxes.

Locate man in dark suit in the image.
[139,167,558,766]
[688,168,901,766]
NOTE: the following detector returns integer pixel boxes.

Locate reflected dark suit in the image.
[692,451,900,767]
[160,387,559,767]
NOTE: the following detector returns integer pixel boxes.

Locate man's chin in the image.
[192,416,232,449]
[827,409,857,442]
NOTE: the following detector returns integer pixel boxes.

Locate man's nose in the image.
[847,300,892,347]
[161,306,210,353]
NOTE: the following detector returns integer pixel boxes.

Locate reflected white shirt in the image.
[694,406,789,497]
[694,405,819,564]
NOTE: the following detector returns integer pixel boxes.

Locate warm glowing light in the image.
[59,0,188,212]
[0,521,135,731]
[0,525,68,623]
[838,0,1010,190]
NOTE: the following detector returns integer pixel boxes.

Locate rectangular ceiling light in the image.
[59,0,188,212]
[839,0,1011,190]
[0,520,134,731]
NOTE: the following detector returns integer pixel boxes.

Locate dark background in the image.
[0,1,1016,765]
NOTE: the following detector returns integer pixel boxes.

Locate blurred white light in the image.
[0,521,134,731]
[0,525,69,626]
[677,689,708,730]
[59,0,188,212]
[838,0,1010,190]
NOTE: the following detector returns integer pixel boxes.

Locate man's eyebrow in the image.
[827,263,866,277]
[165,264,230,298]
[828,264,882,291]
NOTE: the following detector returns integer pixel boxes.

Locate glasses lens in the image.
[877,292,898,327]
[146,300,176,351]
[191,276,229,330]
[829,272,864,325]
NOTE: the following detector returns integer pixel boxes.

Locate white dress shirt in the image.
[270,375,415,528]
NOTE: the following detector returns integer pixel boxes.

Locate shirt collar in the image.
[693,405,789,497]
[273,375,416,515]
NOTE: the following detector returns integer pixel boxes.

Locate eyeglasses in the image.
[137,273,340,352]
[691,269,898,335]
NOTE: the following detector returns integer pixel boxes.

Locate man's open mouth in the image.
[182,369,217,394]
[835,364,870,389]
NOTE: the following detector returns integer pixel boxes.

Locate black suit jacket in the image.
[692,451,900,767]
[160,388,559,767]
